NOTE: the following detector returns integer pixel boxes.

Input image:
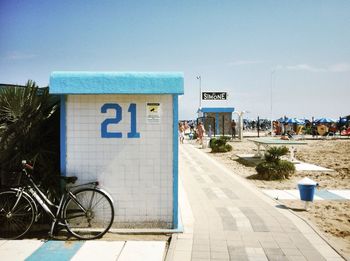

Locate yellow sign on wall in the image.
[147,103,161,123]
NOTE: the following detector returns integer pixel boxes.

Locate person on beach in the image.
[196,122,205,145]
[178,122,185,144]
[231,119,237,139]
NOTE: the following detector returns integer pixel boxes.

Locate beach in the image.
[205,138,350,259]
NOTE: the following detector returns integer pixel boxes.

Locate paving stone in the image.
[194,176,205,183]
[171,250,192,261]
[299,249,326,261]
[267,225,284,232]
[242,240,262,247]
[287,256,307,261]
[192,244,210,252]
[217,207,232,217]
[247,257,269,261]
[210,245,228,252]
[277,241,295,249]
[202,188,217,199]
[193,233,210,240]
[210,251,230,259]
[263,247,285,256]
[224,231,241,240]
[209,232,226,240]
[209,175,221,183]
[228,255,249,261]
[240,207,269,232]
[259,240,279,248]
[266,255,288,261]
[281,247,303,256]
[209,240,227,247]
[174,239,192,251]
[222,217,238,231]
[221,188,239,199]
[191,251,210,259]
[272,233,293,243]
[226,240,244,247]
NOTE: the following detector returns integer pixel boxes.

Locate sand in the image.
[205,138,350,259]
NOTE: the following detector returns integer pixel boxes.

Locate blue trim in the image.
[176,208,183,232]
[172,95,179,229]
[198,107,235,113]
[60,95,66,176]
[49,71,184,95]
[215,113,219,135]
[26,241,84,261]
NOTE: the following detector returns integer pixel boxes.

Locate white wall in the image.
[66,94,173,228]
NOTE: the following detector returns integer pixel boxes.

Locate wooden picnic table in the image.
[247,138,307,162]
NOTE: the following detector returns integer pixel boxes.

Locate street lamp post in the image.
[196,76,202,109]
[270,69,276,136]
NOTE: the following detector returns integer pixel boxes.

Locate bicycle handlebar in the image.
[21,160,34,171]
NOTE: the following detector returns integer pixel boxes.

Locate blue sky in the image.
[1,0,349,120]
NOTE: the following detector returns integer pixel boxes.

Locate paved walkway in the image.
[0,240,166,261]
[166,143,344,261]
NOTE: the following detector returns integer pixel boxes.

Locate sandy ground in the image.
[205,138,350,259]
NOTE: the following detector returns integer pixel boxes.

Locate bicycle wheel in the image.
[0,190,35,239]
[63,188,114,239]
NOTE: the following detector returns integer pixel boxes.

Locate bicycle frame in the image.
[20,167,101,237]
[10,187,39,221]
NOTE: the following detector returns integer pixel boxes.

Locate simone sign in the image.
[202,92,227,100]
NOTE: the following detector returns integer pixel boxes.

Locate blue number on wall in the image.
[101,103,140,138]
[101,103,123,138]
[127,103,140,138]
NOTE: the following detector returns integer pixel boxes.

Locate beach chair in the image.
[317,125,328,136]
[341,127,350,138]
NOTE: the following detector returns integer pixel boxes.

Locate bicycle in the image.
[0,160,114,240]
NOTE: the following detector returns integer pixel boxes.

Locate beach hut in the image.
[50,71,184,229]
[197,107,235,136]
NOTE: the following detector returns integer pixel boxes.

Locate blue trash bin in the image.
[298,184,316,201]
[297,177,318,202]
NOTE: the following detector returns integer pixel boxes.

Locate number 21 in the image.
[101,103,140,138]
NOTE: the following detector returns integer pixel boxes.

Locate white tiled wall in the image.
[66,95,173,228]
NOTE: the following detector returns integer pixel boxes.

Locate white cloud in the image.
[328,63,350,72]
[228,60,264,66]
[285,64,325,72]
[284,63,350,73]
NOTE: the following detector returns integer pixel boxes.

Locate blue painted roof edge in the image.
[49,71,184,95]
[198,107,235,113]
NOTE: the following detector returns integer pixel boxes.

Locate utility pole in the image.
[196,76,202,109]
[270,69,276,136]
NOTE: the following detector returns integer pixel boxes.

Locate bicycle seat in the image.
[60,176,78,184]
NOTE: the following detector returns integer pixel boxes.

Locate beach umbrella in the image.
[337,118,348,123]
[277,117,287,123]
[315,118,335,123]
[285,118,304,124]
[299,118,309,123]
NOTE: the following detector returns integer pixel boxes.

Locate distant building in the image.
[197,107,235,136]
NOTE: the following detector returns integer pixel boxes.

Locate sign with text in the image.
[146,102,161,123]
[202,92,227,100]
